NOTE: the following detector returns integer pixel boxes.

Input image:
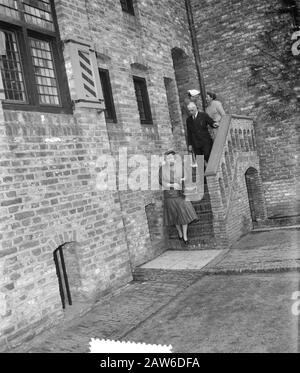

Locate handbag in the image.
[183,150,204,201]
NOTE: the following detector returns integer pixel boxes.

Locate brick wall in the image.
[82,0,198,266]
[191,0,299,218]
[2,0,296,350]
[0,107,133,348]
[0,0,198,349]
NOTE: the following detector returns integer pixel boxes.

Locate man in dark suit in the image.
[186,102,218,166]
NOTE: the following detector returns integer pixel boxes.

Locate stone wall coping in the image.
[205,114,254,177]
[231,114,255,120]
[205,114,232,177]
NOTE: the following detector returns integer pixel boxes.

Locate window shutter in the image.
[0,30,6,100]
[99,68,117,122]
[65,40,104,110]
[120,0,134,15]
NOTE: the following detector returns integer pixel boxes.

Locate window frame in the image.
[133,75,153,125]
[120,0,135,16]
[98,68,117,123]
[0,0,72,114]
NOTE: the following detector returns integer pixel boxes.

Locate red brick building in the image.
[191,0,299,218]
[0,0,298,350]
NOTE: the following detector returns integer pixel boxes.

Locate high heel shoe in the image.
[183,239,189,245]
[177,234,183,241]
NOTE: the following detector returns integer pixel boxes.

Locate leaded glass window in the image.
[30,38,59,105]
[24,0,55,31]
[0,0,72,113]
[0,30,26,101]
[133,76,153,125]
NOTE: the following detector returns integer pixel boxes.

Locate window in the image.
[98,68,117,123]
[120,0,134,15]
[133,76,153,125]
[0,0,72,113]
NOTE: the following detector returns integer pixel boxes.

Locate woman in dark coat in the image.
[159,150,197,245]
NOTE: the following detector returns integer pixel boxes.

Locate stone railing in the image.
[206,114,257,215]
[205,114,265,248]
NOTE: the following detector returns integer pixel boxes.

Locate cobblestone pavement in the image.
[124,272,299,353]
[204,228,300,274]
[10,228,300,353]
[21,279,198,353]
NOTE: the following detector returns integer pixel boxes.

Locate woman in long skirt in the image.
[205,91,226,139]
[159,150,197,245]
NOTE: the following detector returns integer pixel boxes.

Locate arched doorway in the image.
[145,201,165,251]
[53,242,82,309]
[245,167,266,223]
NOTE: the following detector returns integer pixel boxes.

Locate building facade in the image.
[0,0,199,349]
[191,0,299,219]
[0,0,298,350]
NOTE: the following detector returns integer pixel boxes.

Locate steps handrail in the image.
[205,114,232,177]
[205,114,254,177]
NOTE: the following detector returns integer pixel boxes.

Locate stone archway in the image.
[53,241,82,309]
[245,167,266,223]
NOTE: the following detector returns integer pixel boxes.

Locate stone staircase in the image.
[166,114,266,250]
[133,115,298,283]
[167,181,217,250]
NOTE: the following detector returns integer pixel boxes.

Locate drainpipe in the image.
[185,0,207,111]
[294,0,300,28]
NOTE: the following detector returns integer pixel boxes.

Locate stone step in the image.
[193,201,212,207]
[194,205,212,213]
[191,213,213,220]
[188,229,214,236]
[189,221,214,228]
[169,236,214,244]
[168,220,214,240]
[133,267,204,284]
[192,196,210,205]
[190,222,213,229]
[189,222,214,229]
[190,219,213,226]
[169,224,214,236]
[133,248,226,282]
[253,215,300,229]
[167,238,217,250]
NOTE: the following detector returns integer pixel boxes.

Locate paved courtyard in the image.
[140,249,223,270]
[7,228,300,353]
[124,272,299,353]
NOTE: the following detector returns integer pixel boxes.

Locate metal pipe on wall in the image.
[185,0,207,111]
[294,0,300,27]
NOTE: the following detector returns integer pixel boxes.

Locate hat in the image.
[164,150,176,156]
[188,89,200,97]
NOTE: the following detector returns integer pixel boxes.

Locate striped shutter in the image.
[0,30,6,100]
[65,40,104,109]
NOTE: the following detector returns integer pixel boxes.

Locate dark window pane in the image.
[0,0,72,112]
[99,68,117,122]
[135,82,146,121]
[0,0,20,20]
[133,76,153,125]
[23,0,55,31]
[29,37,60,105]
[120,0,134,15]
[0,29,27,102]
